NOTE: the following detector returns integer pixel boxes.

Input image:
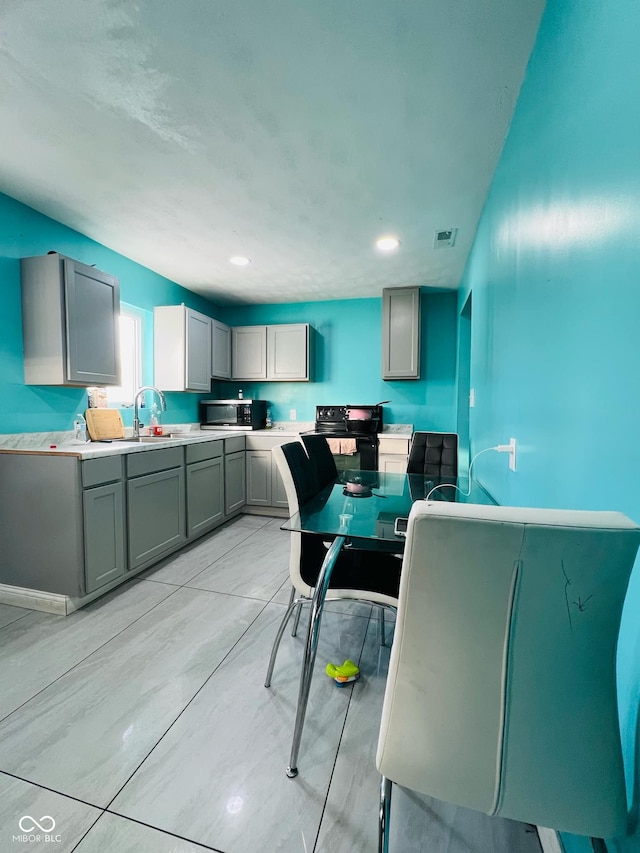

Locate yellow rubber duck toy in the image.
[326,659,360,687]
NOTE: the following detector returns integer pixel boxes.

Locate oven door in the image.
[320,433,378,471]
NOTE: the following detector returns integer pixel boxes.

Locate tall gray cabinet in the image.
[21,253,120,386]
[381,287,421,380]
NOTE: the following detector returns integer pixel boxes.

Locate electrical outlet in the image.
[508,437,517,471]
[469,388,476,408]
[289,409,297,421]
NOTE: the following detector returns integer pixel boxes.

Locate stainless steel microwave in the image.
[200,399,267,430]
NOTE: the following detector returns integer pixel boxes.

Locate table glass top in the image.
[281,470,496,543]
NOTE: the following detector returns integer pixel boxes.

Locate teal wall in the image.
[459,1,640,850]
[1,190,457,434]
[216,293,458,428]
[0,192,220,432]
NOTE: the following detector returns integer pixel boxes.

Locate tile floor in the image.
[0,514,543,852]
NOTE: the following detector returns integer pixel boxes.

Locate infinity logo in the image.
[18,815,56,833]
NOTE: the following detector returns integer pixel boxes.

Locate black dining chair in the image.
[266,442,401,774]
[406,431,458,478]
[300,433,338,488]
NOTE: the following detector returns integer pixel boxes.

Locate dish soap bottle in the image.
[266,407,273,429]
[149,402,163,436]
[74,413,88,443]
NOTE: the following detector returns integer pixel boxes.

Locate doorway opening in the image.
[456,292,472,472]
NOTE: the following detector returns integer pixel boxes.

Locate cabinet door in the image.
[186,309,212,391]
[225,450,246,515]
[382,287,421,379]
[211,319,231,379]
[83,481,126,593]
[127,467,186,570]
[267,324,309,380]
[378,453,408,475]
[271,454,289,508]
[246,450,272,506]
[186,456,224,538]
[64,258,120,385]
[232,326,267,380]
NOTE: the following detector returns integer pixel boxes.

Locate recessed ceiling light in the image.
[229,256,251,266]
[375,235,400,252]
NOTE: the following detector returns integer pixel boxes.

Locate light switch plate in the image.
[289,409,297,421]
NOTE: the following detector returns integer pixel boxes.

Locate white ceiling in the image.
[0,0,545,305]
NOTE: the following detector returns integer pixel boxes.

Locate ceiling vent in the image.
[434,228,457,249]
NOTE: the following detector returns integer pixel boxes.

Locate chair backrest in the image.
[407,431,458,477]
[273,441,319,513]
[376,502,640,838]
[301,434,338,488]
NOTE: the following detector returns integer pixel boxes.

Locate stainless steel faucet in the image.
[133,386,167,437]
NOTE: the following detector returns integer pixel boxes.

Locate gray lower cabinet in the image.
[246,450,288,508]
[83,481,126,593]
[186,454,224,538]
[245,435,289,511]
[246,450,272,506]
[225,450,246,515]
[127,449,186,570]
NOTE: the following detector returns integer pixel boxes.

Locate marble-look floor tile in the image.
[186,529,289,600]
[74,811,214,852]
[0,579,175,722]
[0,772,101,852]
[0,588,264,806]
[140,522,259,586]
[232,514,273,529]
[271,576,375,620]
[263,516,289,532]
[316,621,541,853]
[111,604,369,853]
[0,602,31,629]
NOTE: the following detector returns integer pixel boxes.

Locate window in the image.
[105,309,143,407]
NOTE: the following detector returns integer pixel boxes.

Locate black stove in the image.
[304,405,385,470]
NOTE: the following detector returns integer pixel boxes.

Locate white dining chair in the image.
[376,501,640,851]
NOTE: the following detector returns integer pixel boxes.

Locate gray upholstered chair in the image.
[406,431,458,478]
[376,502,640,851]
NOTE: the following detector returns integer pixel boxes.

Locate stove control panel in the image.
[315,406,347,424]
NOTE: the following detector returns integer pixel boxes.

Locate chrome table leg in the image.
[379,775,392,853]
[286,535,345,778]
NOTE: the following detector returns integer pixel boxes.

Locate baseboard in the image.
[0,582,70,615]
[538,826,563,853]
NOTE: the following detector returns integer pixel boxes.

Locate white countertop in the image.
[0,422,413,458]
[0,426,306,459]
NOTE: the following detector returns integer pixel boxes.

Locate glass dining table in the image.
[279,470,496,778]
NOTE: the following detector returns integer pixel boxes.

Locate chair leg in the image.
[291,599,303,637]
[378,606,386,647]
[287,535,344,778]
[379,775,392,853]
[264,594,302,688]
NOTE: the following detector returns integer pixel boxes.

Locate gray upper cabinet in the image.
[267,324,310,380]
[232,323,311,381]
[154,305,212,392]
[232,325,267,380]
[21,253,120,386]
[382,287,421,380]
[212,318,232,379]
